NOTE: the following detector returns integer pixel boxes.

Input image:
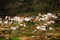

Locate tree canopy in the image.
[0,0,60,16]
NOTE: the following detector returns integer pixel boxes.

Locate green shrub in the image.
[9,37,19,40]
[0,36,6,40]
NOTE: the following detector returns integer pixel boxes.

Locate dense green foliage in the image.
[0,0,60,16]
[0,36,6,40]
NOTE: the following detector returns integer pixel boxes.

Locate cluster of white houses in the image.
[0,13,58,32]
